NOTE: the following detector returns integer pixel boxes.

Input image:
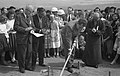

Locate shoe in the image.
[11,60,17,64]
[1,57,8,66]
[19,68,25,73]
[67,67,73,73]
[46,56,50,58]
[25,67,34,71]
[80,63,86,67]
[46,55,50,58]
[31,67,35,71]
[55,55,58,58]
[1,60,8,66]
[72,65,78,68]
[85,64,98,68]
[39,64,47,67]
[93,65,98,68]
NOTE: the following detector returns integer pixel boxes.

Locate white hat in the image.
[58,9,65,15]
[51,7,58,12]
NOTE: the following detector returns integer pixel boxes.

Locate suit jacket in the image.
[33,14,49,32]
[14,13,34,44]
[64,14,75,22]
[32,14,49,43]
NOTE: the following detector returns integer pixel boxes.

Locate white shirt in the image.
[0,23,9,38]
[0,23,7,34]
[6,19,15,31]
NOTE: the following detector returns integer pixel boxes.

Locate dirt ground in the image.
[0,57,120,76]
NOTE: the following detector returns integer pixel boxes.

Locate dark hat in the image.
[46,10,51,13]
[1,7,7,11]
[7,6,16,11]
[110,6,116,10]
[37,7,45,12]
[9,6,16,9]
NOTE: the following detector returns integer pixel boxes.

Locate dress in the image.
[6,19,16,50]
[44,29,51,49]
[50,20,60,48]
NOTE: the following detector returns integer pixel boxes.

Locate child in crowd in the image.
[78,35,86,51]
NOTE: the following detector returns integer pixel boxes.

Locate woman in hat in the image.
[57,9,66,56]
[50,7,61,57]
[49,14,60,57]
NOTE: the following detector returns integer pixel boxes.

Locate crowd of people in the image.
[0,5,120,73]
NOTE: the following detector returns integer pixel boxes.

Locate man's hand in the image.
[92,28,96,33]
[115,33,119,36]
[80,46,85,50]
[30,30,34,34]
[25,27,33,31]
[81,27,86,32]
[68,48,72,55]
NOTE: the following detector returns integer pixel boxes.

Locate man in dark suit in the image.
[64,7,75,22]
[14,5,35,73]
[32,7,49,70]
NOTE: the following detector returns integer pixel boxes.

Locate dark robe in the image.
[82,19,104,66]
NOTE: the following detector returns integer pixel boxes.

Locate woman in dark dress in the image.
[82,12,105,68]
[0,15,8,65]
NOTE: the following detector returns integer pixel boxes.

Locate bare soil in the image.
[0,57,120,76]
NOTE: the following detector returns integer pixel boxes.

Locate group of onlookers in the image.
[0,5,120,73]
[0,6,16,66]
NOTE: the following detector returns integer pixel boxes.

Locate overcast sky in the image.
[0,0,120,9]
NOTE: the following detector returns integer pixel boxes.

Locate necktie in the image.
[38,16,42,29]
[26,15,30,23]
[68,14,71,22]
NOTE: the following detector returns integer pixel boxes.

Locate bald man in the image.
[14,5,35,73]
